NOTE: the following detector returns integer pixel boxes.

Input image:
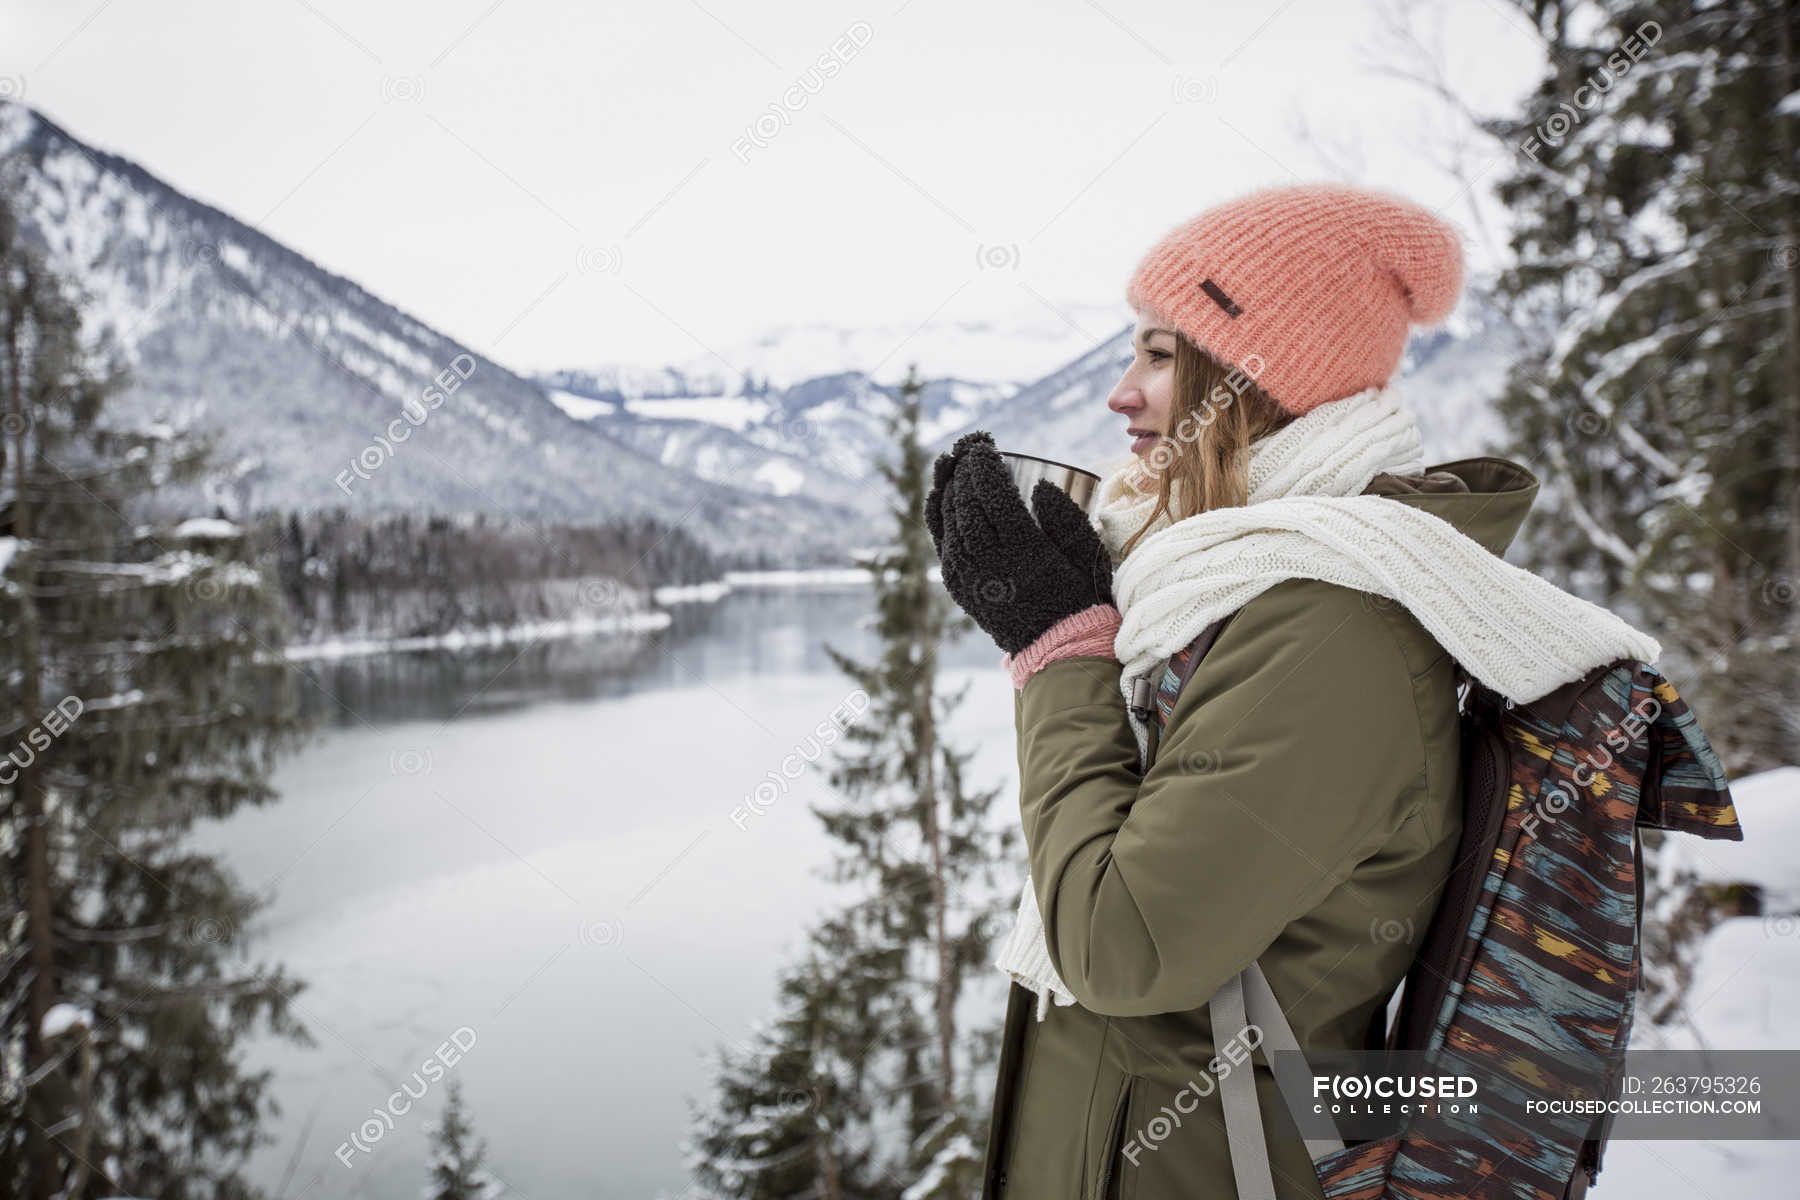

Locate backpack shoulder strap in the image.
[1214,963,1346,1200]
[1136,611,1237,764]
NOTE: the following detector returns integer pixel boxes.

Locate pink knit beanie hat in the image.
[1124,182,1465,416]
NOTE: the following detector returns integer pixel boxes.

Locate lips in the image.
[1128,427,1160,454]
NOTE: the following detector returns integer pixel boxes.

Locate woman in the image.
[925,183,1660,1200]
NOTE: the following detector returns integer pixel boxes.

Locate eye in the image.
[1146,348,1171,362]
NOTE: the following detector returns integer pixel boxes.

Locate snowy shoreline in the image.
[281,610,674,662]
[280,566,882,660]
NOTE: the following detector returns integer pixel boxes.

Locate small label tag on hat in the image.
[1199,278,1242,318]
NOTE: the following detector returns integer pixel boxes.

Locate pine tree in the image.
[424,1080,506,1200]
[0,178,310,1198]
[685,939,892,1200]
[686,365,1017,1197]
[813,363,1015,1193]
[1487,0,1800,771]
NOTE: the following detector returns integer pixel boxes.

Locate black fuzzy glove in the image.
[925,431,1114,656]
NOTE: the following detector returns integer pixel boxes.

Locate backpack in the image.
[1132,610,1746,1200]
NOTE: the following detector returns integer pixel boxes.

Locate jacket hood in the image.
[1362,455,1539,557]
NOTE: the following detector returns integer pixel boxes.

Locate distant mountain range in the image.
[2,99,1531,568]
[538,289,1529,516]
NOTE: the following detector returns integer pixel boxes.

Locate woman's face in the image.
[1107,311,1177,459]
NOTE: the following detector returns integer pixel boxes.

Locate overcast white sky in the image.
[6,0,1547,379]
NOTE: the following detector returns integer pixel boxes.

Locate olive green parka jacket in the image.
[979,457,1540,1200]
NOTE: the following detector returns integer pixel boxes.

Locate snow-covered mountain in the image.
[0,100,867,564]
[538,366,1011,514]
[546,284,1530,522]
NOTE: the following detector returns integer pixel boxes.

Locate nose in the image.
[1107,379,1141,416]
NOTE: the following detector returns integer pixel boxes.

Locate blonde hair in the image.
[1118,334,1296,560]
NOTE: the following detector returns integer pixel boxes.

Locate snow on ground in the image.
[624,394,773,431]
[652,580,734,604]
[282,609,672,661]
[1659,767,1800,910]
[544,387,617,421]
[751,456,807,496]
[722,567,876,586]
[1600,766,1800,1196]
[171,517,241,539]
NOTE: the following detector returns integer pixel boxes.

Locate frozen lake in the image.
[195,583,1021,1199]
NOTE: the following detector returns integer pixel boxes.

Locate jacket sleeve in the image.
[1015,579,1429,1017]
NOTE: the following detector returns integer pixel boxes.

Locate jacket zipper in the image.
[1093,1075,1135,1200]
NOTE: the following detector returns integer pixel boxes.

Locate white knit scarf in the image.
[993,382,1662,1019]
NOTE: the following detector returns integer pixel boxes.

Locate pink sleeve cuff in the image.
[1001,604,1123,690]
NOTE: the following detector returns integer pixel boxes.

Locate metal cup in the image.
[998,451,1104,520]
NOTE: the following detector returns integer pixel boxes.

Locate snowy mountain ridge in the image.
[0,100,869,563]
[539,283,1531,527]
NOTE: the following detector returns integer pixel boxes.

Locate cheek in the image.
[1143,371,1174,427]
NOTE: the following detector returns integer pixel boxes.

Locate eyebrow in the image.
[1135,327,1175,345]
